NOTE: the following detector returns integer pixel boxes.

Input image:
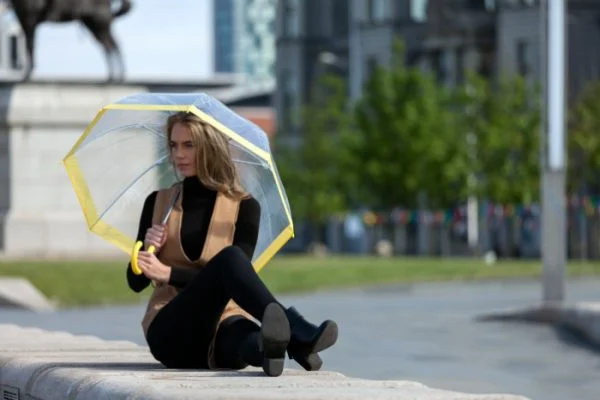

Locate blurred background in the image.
[1,1,600,400]
[272,0,600,262]
[0,0,599,261]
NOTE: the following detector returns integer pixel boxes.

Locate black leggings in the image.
[146,245,280,369]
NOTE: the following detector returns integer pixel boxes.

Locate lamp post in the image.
[540,0,567,304]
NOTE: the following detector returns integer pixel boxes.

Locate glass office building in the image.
[213,0,276,83]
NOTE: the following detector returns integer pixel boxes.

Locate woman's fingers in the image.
[138,252,149,264]
[137,258,146,272]
[138,251,156,263]
[146,237,160,246]
[138,252,157,279]
[145,227,165,249]
[147,231,160,241]
[149,225,165,238]
[138,254,151,272]
[145,232,162,247]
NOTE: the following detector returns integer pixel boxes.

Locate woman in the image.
[126,111,338,377]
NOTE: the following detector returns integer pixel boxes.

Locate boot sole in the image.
[293,320,338,355]
[311,320,338,354]
[289,320,338,372]
[292,351,323,371]
[260,303,291,377]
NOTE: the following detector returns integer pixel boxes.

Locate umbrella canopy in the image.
[63,92,293,272]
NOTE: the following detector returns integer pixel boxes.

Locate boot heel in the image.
[284,306,339,371]
[262,356,285,376]
[289,351,323,371]
[312,320,338,353]
[260,303,291,377]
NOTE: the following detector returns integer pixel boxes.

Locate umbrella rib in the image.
[144,124,168,138]
[232,159,268,168]
[95,158,168,224]
[229,142,269,168]
[80,122,165,150]
[230,139,267,155]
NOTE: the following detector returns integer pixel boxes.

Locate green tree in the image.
[274,73,352,229]
[346,40,468,209]
[568,80,600,195]
[454,72,541,204]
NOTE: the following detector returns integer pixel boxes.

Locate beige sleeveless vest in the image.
[140,184,255,368]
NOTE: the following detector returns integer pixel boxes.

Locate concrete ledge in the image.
[0,278,55,311]
[477,301,600,347]
[0,324,530,399]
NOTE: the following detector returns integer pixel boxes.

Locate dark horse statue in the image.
[8,0,132,82]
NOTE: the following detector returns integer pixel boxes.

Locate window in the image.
[366,56,378,80]
[502,0,535,7]
[466,0,486,9]
[429,49,450,84]
[281,71,299,131]
[246,60,255,77]
[367,0,386,21]
[373,0,386,21]
[455,47,465,85]
[269,19,275,34]
[411,0,428,22]
[9,35,21,70]
[282,0,300,37]
[332,0,349,36]
[478,49,494,77]
[516,39,531,77]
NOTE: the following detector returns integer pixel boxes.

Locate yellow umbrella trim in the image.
[62,103,294,272]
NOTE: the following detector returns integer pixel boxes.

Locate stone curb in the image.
[0,278,56,311]
[477,301,600,347]
[0,324,531,399]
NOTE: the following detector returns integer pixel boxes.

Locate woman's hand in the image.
[138,251,171,284]
[144,224,167,252]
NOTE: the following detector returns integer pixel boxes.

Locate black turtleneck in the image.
[126,177,261,293]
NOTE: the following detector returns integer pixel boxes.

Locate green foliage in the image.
[278,38,546,216]
[275,73,352,223]
[347,40,468,209]
[454,72,541,204]
[568,80,600,194]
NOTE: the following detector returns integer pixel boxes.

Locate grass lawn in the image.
[1,256,599,308]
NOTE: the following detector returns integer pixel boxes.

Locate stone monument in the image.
[8,0,133,82]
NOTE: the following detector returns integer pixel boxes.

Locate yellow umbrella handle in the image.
[130,241,157,275]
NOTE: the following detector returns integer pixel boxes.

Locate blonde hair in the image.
[166,111,247,199]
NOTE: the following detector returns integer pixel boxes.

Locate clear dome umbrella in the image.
[62,92,294,273]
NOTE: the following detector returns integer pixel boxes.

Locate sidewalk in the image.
[0,324,530,399]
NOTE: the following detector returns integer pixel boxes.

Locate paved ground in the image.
[0,324,529,399]
[1,278,599,399]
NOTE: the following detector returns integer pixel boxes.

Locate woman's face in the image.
[170,122,196,177]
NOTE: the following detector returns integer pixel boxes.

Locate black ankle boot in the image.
[285,307,338,369]
[238,331,262,368]
[259,303,291,377]
[240,321,323,372]
[288,348,323,371]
